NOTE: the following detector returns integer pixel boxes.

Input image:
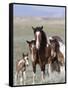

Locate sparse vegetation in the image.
[13,17,65,86]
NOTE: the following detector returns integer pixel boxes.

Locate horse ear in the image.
[32,26,35,30]
[26,40,30,44]
[22,53,24,58]
[40,26,43,30]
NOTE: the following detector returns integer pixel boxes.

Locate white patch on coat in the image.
[47,36,50,44]
[51,49,54,56]
[36,31,40,49]
[47,44,49,47]
[60,66,64,72]
[49,37,53,40]
[59,41,65,59]
[24,56,29,66]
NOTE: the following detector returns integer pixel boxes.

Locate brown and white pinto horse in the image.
[49,38,64,72]
[49,35,65,59]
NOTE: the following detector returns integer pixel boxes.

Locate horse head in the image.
[49,38,60,57]
[32,26,47,50]
[22,53,29,66]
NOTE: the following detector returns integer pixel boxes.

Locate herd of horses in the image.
[16,26,65,85]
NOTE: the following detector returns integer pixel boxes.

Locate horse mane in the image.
[52,36,64,44]
[40,30,47,49]
[55,39,60,52]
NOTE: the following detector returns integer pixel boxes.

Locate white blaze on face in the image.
[32,43,35,49]
[31,44,35,62]
[24,56,29,66]
[36,31,40,49]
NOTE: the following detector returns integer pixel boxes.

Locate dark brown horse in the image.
[32,26,48,83]
[26,39,58,83]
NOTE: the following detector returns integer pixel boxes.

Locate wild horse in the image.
[32,26,48,83]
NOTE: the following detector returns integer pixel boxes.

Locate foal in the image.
[16,53,29,85]
[26,40,37,84]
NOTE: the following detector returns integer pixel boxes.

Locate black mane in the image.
[40,30,47,49]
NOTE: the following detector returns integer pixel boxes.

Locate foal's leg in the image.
[32,64,36,84]
[16,71,20,84]
[15,72,18,84]
[23,71,26,85]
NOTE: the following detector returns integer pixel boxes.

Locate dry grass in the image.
[13,17,65,86]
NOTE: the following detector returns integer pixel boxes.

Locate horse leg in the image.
[15,72,18,84]
[46,64,49,76]
[23,71,26,85]
[41,65,45,83]
[16,71,20,84]
[32,64,36,84]
[47,58,52,76]
[15,72,18,82]
[57,61,60,73]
